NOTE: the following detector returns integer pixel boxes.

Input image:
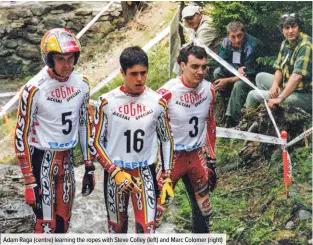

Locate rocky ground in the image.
[0,165,33,233]
[0,162,176,233]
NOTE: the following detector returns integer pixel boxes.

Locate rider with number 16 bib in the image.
[91,46,174,233]
[14,28,95,233]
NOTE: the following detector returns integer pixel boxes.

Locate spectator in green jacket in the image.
[245,13,312,113]
[213,21,264,127]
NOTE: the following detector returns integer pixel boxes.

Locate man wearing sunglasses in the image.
[155,45,216,233]
[213,21,264,128]
[245,13,312,113]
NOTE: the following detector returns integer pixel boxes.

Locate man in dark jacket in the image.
[213,21,264,127]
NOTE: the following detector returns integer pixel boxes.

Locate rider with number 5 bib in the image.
[91,46,174,233]
[14,28,95,233]
[156,45,217,233]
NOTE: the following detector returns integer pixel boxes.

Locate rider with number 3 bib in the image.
[156,45,217,233]
[91,46,174,233]
[14,28,94,233]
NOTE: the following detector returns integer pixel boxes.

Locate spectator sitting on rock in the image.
[245,13,312,113]
[213,21,265,128]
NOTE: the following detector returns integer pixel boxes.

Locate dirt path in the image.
[78,1,179,88]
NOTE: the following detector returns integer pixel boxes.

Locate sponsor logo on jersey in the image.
[175,143,201,151]
[15,116,26,152]
[89,133,98,157]
[112,111,130,121]
[79,92,88,126]
[112,101,153,120]
[48,140,77,149]
[63,163,70,204]
[41,151,52,206]
[157,112,170,142]
[46,86,81,103]
[157,88,172,102]
[15,86,33,152]
[17,153,29,171]
[38,77,48,86]
[113,159,149,169]
[176,91,207,107]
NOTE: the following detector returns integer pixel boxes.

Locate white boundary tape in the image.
[286,127,313,148]
[216,127,282,145]
[90,69,120,96]
[179,23,281,139]
[0,1,115,119]
[1,92,20,117]
[0,92,17,98]
[76,0,115,39]
[287,151,292,178]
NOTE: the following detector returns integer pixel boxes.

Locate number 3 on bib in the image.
[189,116,198,138]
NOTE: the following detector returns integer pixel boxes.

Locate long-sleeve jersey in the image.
[14,68,92,175]
[91,86,174,173]
[157,77,216,159]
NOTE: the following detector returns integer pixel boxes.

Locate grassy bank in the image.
[174,139,312,244]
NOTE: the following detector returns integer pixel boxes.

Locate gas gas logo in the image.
[15,85,36,152]
[41,151,53,206]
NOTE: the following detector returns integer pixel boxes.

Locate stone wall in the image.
[0,2,124,79]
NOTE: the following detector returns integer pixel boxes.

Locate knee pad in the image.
[197,197,212,216]
[195,187,212,217]
[34,219,56,233]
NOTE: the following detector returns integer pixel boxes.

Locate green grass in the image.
[174,142,312,244]
[216,138,243,165]
[172,180,192,231]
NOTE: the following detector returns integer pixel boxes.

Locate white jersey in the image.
[157,77,215,151]
[15,68,91,161]
[92,86,173,170]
